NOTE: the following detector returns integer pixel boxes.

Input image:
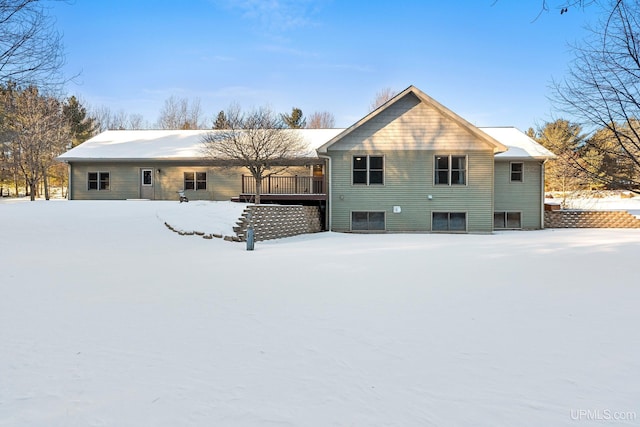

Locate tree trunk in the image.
[29,180,36,201]
[255,176,262,205]
[43,168,50,200]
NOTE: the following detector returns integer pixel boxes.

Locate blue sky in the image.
[52,0,600,131]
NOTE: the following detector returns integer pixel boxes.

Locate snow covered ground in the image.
[546,192,640,218]
[1,199,639,426]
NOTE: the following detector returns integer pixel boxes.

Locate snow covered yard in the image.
[1,199,639,427]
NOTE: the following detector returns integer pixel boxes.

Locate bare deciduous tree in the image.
[553,0,640,190]
[201,105,308,204]
[157,95,204,129]
[368,87,398,112]
[0,0,66,88]
[90,105,148,131]
[307,111,335,128]
[1,85,69,200]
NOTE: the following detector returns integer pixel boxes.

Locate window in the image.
[435,155,466,185]
[88,172,109,191]
[351,211,385,231]
[184,172,207,190]
[142,169,152,186]
[510,162,523,182]
[432,212,466,231]
[494,212,522,229]
[353,155,384,185]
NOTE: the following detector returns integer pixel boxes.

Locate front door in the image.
[140,168,154,199]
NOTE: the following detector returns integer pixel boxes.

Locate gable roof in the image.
[317,85,508,154]
[57,129,345,162]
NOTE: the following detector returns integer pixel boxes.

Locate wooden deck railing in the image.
[241,175,325,195]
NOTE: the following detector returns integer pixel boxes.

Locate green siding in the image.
[331,93,498,152]
[67,163,312,201]
[494,160,544,229]
[68,162,243,201]
[329,150,495,232]
[325,91,499,233]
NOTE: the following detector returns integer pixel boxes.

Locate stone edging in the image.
[163,222,242,242]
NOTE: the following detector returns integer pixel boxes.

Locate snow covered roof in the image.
[57,129,345,161]
[57,127,554,162]
[480,127,556,160]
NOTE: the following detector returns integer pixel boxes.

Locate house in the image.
[317,86,555,232]
[57,128,342,202]
[57,85,554,233]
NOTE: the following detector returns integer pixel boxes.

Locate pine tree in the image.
[534,119,587,196]
[281,107,306,129]
[64,96,98,147]
[213,110,229,129]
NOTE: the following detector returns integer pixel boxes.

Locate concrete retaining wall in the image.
[234,205,322,241]
[544,210,640,228]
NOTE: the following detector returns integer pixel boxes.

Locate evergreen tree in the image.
[281,107,306,129]
[63,96,98,147]
[213,110,229,129]
[534,119,588,197]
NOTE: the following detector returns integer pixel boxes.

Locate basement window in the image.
[432,212,466,231]
[494,212,522,229]
[351,211,385,231]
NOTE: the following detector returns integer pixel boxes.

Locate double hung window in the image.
[435,155,466,185]
[510,162,523,182]
[88,172,110,191]
[184,172,207,190]
[353,156,384,185]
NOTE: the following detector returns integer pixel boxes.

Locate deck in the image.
[237,175,327,202]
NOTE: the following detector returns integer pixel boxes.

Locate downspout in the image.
[540,159,547,229]
[67,162,72,200]
[318,154,332,231]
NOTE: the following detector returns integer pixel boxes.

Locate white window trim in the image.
[510,162,524,183]
[88,171,110,191]
[352,155,385,186]
[184,171,207,191]
[141,169,153,186]
[434,155,468,186]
